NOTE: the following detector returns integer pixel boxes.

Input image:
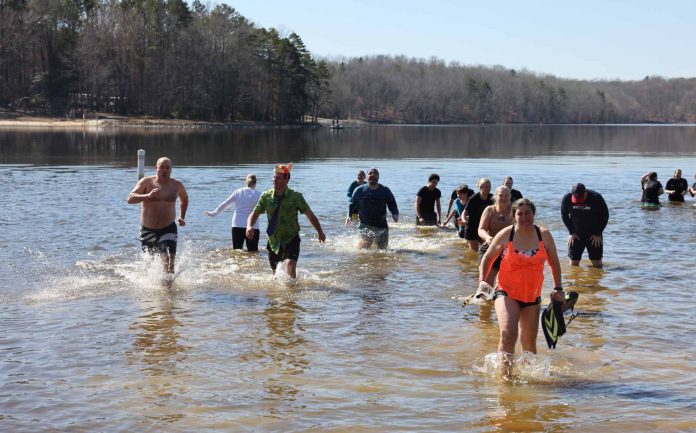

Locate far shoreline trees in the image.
[1,1,694,124]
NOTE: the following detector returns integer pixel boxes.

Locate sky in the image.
[217,0,695,81]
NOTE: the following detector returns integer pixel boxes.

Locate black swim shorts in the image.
[140,222,178,255]
[267,235,301,271]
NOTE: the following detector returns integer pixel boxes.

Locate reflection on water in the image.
[2,124,696,165]
[2,126,696,431]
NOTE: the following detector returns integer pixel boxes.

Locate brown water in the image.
[1,125,696,432]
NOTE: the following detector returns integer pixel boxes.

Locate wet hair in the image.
[428,173,440,182]
[456,184,469,194]
[503,176,513,184]
[156,156,171,167]
[358,170,366,177]
[674,168,682,176]
[648,171,658,180]
[246,174,257,187]
[478,177,491,188]
[512,198,536,215]
[493,186,511,204]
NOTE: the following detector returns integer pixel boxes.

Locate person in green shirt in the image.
[246,163,326,279]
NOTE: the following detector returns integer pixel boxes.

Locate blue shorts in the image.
[359,223,389,249]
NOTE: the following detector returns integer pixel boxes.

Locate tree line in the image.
[1,0,694,124]
[0,0,330,123]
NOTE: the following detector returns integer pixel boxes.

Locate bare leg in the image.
[162,252,175,274]
[591,259,603,268]
[495,296,520,378]
[569,259,580,266]
[467,239,480,251]
[518,304,541,354]
[286,259,298,279]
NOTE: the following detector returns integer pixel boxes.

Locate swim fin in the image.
[541,291,579,349]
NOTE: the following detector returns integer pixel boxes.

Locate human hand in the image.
[392,214,399,223]
[568,234,579,247]
[203,211,213,216]
[317,231,326,243]
[178,217,186,227]
[246,227,254,239]
[148,187,161,200]
[344,216,351,226]
[590,234,602,247]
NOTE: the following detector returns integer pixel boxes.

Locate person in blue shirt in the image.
[345,168,399,249]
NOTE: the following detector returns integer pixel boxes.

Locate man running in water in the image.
[246,163,325,279]
[346,168,399,249]
[128,157,189,273]
[560,183,609,268]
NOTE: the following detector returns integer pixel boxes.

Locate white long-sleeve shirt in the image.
[209,187,262,229]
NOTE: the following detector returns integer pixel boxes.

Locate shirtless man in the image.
[478,186,514,287]
[128,157,189,273]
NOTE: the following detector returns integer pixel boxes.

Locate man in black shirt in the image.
[503,176,523,202]
[560,183,609,268]
[665,169,688,202]
[416,173,442,226]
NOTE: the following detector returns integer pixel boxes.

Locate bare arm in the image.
[304,208,326,243]
[177,181,188,226]
[246,210,262,239]
[415,196,423,221]
[436,198,442,223]
[127,178,157,204]
[477,207,494,243]
[478,226,510,282]
[541,228,563,289]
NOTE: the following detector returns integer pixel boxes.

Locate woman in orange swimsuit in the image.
[478,198,564,365]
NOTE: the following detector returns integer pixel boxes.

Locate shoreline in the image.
[0,112,689,130]
[0,112,371,130]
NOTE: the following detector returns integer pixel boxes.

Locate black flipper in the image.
[541,291,579,349]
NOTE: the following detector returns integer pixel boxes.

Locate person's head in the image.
[648,171,658,181]
[427,173,440,189]
[571,183,587,203]
[367,168,380,185]
[494,185,511,205]
[456,184,470,201]
[674,169,682,178]
[357,170,366,182]
[156,157,172,179]
[503,176,514,189]
[477,177,491,195]
[246,173,257,188]
[273,163,292,190]
[512,198,536,226]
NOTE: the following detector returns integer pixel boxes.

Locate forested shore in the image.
[2,0,695,125]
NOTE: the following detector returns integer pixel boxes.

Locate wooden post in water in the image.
[137,149,146,179]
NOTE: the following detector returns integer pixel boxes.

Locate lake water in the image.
[1,125,696,432]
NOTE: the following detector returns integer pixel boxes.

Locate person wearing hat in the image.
[345,168,399,249]
[560,183,609,268]
[204,173,261,251]
[246,163,326,279]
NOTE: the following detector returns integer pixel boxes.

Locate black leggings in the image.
[232,227,259,251]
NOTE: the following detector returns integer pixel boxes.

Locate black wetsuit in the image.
[665,177,688,202]
[642,179,663,205]
[561,190,609,261]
